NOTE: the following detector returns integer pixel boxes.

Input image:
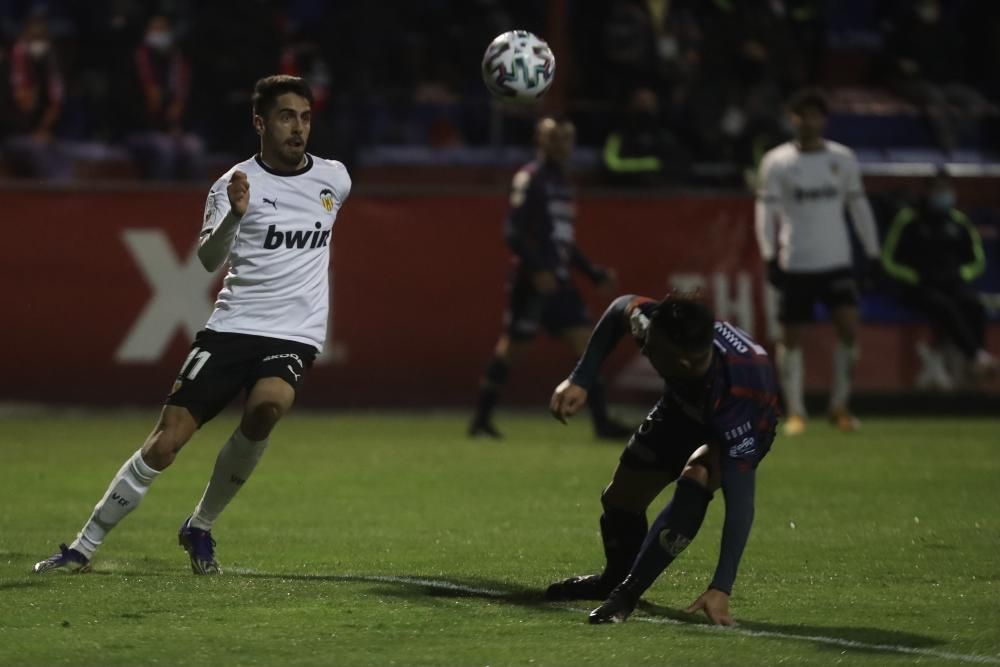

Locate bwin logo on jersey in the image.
[793,184,839,202]
[319,188,334,212]
[263,222,331,250]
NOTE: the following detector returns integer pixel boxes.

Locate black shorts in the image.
[504,276,590,341]
[620,397,774,474]
[165,329,317,426]
[778,268,859,324]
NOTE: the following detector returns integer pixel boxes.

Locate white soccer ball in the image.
[481,30,556,102]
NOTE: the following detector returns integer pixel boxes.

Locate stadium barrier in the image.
[2,190,997,407]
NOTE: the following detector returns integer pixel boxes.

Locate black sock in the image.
[599,505,648,584]
[587,378,611,426]
[627,477,712,595]
[474,357,510,422]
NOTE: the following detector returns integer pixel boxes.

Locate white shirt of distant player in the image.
[201,154,351,351]
[757,141,867,272]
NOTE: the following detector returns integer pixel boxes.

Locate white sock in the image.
[189,429,268,531]
[70,449,159,559]
[777,343,806,417]
[830,341,859,411]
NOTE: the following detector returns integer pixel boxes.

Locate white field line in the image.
[241,571,999,666]
[610,610,1000,665]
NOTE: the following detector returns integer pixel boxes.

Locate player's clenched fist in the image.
[550,378,588,424]
[228,170,249,218]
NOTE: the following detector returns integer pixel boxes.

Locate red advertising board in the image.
[1,190,995,407]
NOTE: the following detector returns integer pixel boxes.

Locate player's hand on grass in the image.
[533,271,558,294]
[550,379,587,424]
[684,588,734,626]
[228,170,250,218]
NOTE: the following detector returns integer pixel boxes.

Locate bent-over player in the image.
[546,294,780,625]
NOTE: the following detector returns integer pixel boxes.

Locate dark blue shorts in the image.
[504,277,590,341]
[620,396,775,474]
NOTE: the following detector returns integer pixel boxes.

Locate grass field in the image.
[1,410,998,666]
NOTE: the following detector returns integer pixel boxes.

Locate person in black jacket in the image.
[469,117,631,440]
[881,169,995,383]
[602,87,685,187]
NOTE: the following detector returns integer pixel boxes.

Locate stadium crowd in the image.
[1,0,998,182]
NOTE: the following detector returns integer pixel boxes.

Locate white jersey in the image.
[201,154,351,351]
[755,140,879,272]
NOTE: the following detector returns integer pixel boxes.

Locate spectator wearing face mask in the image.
[127,14,204,180]
[4,11,70,179]
[602,86,686,187]
[881,168,995,387]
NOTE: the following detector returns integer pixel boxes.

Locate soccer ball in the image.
[481,30,555,102]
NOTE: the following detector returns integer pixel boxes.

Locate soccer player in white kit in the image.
[755,88,880,436]
[33,75,351,575]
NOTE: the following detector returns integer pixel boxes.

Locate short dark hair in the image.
[788,87,829,116]
[648,294,715,351]
[252,75,313,117]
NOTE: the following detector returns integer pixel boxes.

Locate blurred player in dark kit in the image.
[470,117,630,440]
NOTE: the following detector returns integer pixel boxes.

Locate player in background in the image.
[470,117,630,440]
[33,75,351,575]
[755,88,880,435]
[545,294,780,625]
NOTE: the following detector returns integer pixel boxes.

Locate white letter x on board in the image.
[115,229,220,362]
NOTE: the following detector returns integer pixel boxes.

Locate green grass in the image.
[1,411,998,666]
